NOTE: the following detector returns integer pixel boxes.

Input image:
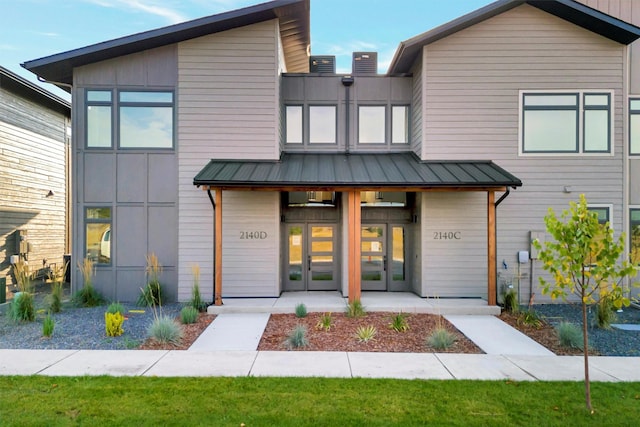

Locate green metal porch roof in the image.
[193,152,522,189]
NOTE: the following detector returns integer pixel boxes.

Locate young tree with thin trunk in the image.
[534,194,637,412]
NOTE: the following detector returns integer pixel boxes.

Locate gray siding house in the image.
[0,66,71,295]
[22,0,640,306]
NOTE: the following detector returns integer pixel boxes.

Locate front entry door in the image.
[285,224,338,291]
[361,224,409,291]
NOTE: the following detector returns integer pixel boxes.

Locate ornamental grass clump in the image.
[295,303,308,318]
[593,294,617,330]
[74,258,104,307]
[426,327,456,350]
[106,302,125,315]
[10,261,35,322]
[138,253,163,307]
[316,312,333,331]
[346,299,366,318]
[148,315,183,345]
[285,324,308,349]
[518,309,543,329]
[47,265,65,313]
[42,313,54,338]
[180,306,199,325]
[389,312,410,332]
[355,325,377,343]
[189,264,207,312]
[557,322,584,350]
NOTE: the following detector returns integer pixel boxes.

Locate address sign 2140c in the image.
[433,231,461,240]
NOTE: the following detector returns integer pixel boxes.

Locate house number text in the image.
[240,231,268,240]
[433,231,461,240]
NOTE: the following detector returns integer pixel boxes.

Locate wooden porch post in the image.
[487,191,497,305]
[214,188,223,306]
[348,190,361,303]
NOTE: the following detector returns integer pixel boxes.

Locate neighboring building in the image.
[22,0,640,305]
[0,66,71,291]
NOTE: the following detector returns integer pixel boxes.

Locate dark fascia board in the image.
[388,0,640,75]
[0,65,70,116]
[22,0,309,91]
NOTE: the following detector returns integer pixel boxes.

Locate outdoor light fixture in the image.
[341,75,354,87]
[46,190,55,197]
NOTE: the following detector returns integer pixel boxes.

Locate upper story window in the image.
[392,106,409,144]
[119,91,174,148]
[87,90,112,148]
[85,89,174,149]
[520,91,611,154]
[285,105,337,145]
[358,105,410,146]
[629,99,640,155]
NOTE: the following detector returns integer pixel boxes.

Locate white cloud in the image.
[84,0,188,24]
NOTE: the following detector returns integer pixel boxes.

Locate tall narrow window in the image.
[285,105,303,144]
[630,99,640,155]
[583,94,610,152]
[85,207,111,264]
[309,106,336,144]
[119,91,173,148]
[586,206,611,267]
[392,105,409,144]
[86,90,112,148]
[359,106,386,144]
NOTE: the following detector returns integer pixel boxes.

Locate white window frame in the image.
[518,90,614,157]
[629,99,640,156]
[587,204,612,226]
[630,206,640,266]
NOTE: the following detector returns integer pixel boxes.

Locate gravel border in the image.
[2,287,639,354]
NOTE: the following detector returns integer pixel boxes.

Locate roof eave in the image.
[22,0,309,88]
[0,66,70,115]
[388,0,640,75]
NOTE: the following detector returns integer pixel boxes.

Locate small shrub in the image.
[427,327,456,350]
[346,299,366,318]
[148,315,183,345]
[105,312,124,337]
[593,296,617,330]
[316,312,333,331]
[137,282,163,307]
[106,302,125,315]
[48,282,63,313]
[180,306,199,324]
[295,303,308,318]
[285,324,308,349]
[557,322,584,349]
[355,325,377,343]
[518,309,543,328]
[503,289,518,313]
[72,285,104,308]
[10,292,35,322]
[42,313,54,338]
[389,312,410,332]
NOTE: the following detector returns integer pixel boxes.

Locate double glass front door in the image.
[285,224,338,291]
[361,224,408,291]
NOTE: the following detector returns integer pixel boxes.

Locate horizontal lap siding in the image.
[422,4,625,302]
[177,20,280,300]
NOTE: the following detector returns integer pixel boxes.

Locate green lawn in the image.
[1,376,638,426]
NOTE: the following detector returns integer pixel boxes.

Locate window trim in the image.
[519,90,614,156]
[84,207,112,266]
[587,204,612,225]
[629,98,640,156]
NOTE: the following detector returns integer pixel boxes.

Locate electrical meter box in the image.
[529,231,545,260]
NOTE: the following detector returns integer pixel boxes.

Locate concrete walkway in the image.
[1,349,640,381]
[189,313,270,351]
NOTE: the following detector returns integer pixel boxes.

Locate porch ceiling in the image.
[193,152,522,190]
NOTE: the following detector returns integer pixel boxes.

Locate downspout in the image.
[206,188,220,305]
[341,76,354,154]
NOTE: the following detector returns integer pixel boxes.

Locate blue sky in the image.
[2,0,493,100]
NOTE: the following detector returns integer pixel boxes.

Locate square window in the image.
[118,91,174,149]
[359,106,386,144]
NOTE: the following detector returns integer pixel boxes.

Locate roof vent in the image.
[309,55,336,73]
[352,52,377,75]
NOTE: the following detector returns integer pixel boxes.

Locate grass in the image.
[0,377,638,426]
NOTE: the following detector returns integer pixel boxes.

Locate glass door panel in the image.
[361,225,386,291]
[285,225,305,291]
[308,225,337,290]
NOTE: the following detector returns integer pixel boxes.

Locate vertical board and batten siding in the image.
[220,191,280,297]
[420,4,625,301]
[421,192,487,298]
[0,87,68,285]
[177,20,281,300]
[72,45,179,301]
